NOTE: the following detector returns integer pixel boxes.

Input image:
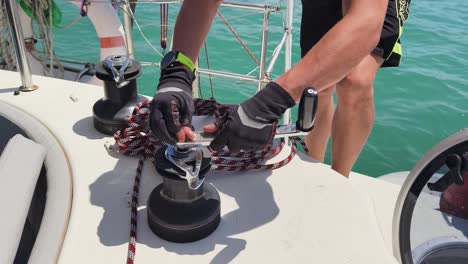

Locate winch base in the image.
[147,183,221,243]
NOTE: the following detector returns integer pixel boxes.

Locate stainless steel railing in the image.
[4,0,37,91]
[122,0,294,125]
[122,0,280,85]
[3,0,294,102]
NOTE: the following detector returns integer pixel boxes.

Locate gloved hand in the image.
[205,82,296,153]
[150,64,196,145]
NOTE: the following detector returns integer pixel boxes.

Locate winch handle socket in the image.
[296,88,318,132]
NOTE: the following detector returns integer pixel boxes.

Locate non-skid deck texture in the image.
[0,70,400,263]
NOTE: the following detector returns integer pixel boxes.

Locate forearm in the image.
[172,0,223,62]
[276,0,387,100]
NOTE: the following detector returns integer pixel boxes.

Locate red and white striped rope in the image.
[114,99,308,264]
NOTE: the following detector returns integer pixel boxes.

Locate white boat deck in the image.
[0,70,402,263]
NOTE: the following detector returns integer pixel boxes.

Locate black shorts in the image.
[300,0,411,67]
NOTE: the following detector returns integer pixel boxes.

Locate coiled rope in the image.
[21,0,64,78]
[160,3,168,51]
[114,99,307,264]
[0,0,17,71]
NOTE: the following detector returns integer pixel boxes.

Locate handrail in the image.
[257,10,269,91]
[121,0,280,84]
[283,0,294,126]
[221,1,279,12]
[4,0,37,91]
[139,61,264,82]
[122,0,295,128]
[123,1,135,59]
[129,0,279,12]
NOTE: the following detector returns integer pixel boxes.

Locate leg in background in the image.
[305,86,335,162]
[330,54,384,176]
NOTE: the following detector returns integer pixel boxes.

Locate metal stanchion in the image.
[4,0,37,91]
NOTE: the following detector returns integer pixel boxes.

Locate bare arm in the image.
[276,0,388,100]
[172,0,223,62]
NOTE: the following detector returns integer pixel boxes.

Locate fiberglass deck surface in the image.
[0,70,400,264]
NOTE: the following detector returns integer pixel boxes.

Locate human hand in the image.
[150,65,196,145]
[203,105,277,153]
[204,82,296,153]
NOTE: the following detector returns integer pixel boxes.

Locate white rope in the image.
[22,0,64,78]
[55,15,82,29]
[0,0,17,71]
[121,0,165,58]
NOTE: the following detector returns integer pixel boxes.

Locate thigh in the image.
[300,0,342,58]
[340,0,411,68]
[373,0,400,64]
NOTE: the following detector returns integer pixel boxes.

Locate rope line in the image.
[114,99,307,263]
[0,1,17,71]
[122,0,164,57]
[160,3,168,51]
[80,0,89,16]
[216,11,260,67]
[203,43,215,98]
[20,0,64,78]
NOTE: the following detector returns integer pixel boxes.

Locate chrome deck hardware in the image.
[147,144,220,243]
[165,145,205,190]
[103,55,133,88]
[93,55,145,135]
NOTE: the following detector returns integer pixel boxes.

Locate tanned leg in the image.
[331,54,384,176]
[305,86,335,162]
[172,0,223,62]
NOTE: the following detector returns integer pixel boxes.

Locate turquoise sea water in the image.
[53,0,468,177]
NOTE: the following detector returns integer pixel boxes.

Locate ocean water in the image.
[52,0,468,177]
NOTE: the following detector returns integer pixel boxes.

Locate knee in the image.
[338,72,374,109]
[341,71,375,93]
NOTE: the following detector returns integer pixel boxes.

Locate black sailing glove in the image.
[209,82,296,153]
[150,64,196,145]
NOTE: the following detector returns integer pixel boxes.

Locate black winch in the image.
[93,55,146,135]
[145,87,319,243]
[147,145,221,243]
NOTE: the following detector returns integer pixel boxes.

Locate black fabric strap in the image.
[158,63,195,93]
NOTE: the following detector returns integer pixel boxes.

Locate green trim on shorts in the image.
[386,0,403,60]
[390,25,403,57]
[385,0,409,64]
